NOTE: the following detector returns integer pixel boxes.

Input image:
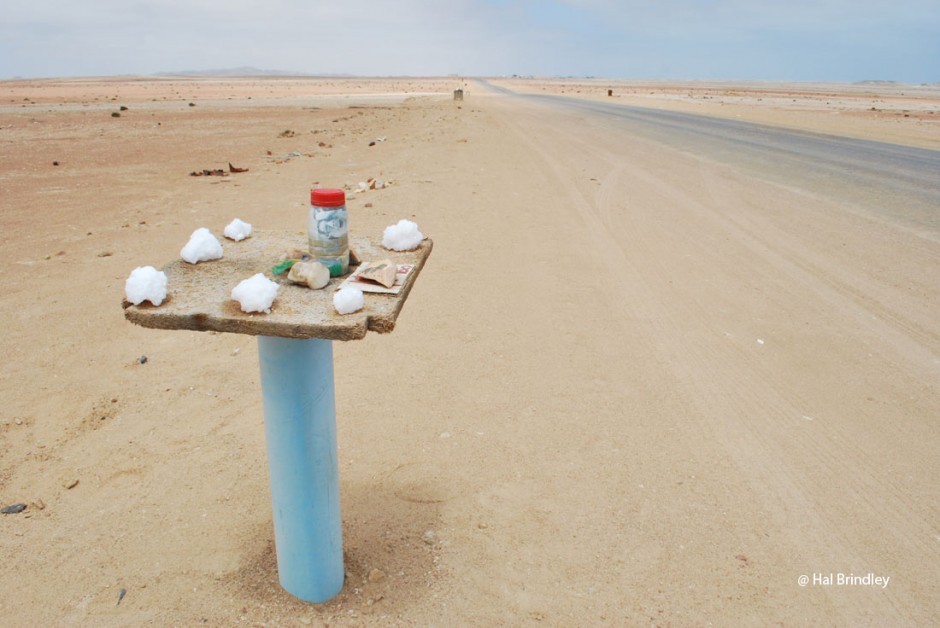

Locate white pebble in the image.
[223,218,252,241]
[125,266,168,306]
[181,227,223,264]
[231,273,279,314]
[382,219,423,251]
[333,287,364,315]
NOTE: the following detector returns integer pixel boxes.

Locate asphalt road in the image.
[483,81,940,235]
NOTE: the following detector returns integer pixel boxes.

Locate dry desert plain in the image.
[1,76,939,625]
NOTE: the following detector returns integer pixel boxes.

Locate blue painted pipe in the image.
[257,336,344,603]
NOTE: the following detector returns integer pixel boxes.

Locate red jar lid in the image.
[310,188,346,207]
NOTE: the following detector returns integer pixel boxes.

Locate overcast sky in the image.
[2,0,938,83]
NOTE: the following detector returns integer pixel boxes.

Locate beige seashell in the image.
[287,261,330,290]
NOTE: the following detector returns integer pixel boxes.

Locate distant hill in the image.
[852,80,902,86]
[852,79,940,87]
[154,66,352,78]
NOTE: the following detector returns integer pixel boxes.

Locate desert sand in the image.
[1,76,938,625]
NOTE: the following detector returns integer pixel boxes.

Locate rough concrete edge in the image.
[122,238,432,341]
[361,238,433,338]
[122,300,368,340]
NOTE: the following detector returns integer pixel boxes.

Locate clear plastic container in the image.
[308,188,349,277]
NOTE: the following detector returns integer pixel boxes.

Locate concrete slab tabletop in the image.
[123,231,432,341]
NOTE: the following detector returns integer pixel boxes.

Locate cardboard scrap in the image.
[357,258,397,288]
[338,262,415,295]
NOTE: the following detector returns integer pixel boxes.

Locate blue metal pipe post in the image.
[257,336,344,603]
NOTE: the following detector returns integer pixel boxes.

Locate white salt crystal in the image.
[333,286,364,315]
[180,227,223,264]
[231,273,279,314]
[382,219,423,251]
[124,266,168,306]
[223,218,252,241]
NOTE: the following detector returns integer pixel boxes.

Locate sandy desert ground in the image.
[1,76,938,625]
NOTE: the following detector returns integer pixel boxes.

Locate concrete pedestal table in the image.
[123,231,432,603]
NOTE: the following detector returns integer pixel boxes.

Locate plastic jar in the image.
[308,188,349,277]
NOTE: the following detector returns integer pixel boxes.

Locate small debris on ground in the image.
[228,162,249,173]
[64,479,79,490]
[138,355,148,364]
[349,178,391,195]
[268,152,305,163]
[1,503,27,515]
[190,169,228,177]
[117,588,127,606]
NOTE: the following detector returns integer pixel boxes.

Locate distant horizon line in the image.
[2,67,937,87]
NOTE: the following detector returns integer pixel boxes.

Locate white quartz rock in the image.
[287,261,330,290]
